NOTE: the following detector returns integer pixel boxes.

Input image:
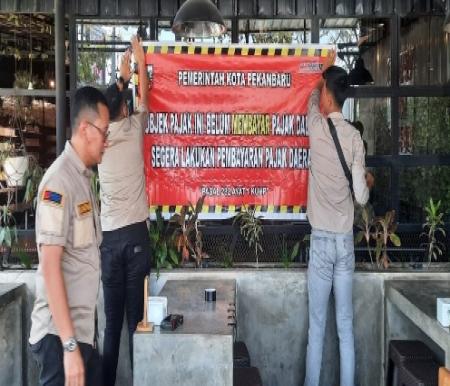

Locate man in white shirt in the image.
[304,61,369,386]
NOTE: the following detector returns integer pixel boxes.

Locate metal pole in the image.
[55,0,66,155]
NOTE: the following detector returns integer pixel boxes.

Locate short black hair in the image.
[104,83,124,121]
[322,66,350,108]
[71,86,108,132]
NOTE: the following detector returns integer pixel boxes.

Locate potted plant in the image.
[280,235,300,268]
[233,205,263,266]
[23,155,44,207]
[355,205,376,267]
[0,197,18,269]
[372,210,401,269]
[171,195,206,267]
[149,208,179,278]
[421,198,446,267]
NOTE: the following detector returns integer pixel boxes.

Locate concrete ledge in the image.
[2,269,450,386]
[0,283,26,386]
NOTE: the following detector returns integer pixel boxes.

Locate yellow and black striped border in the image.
[150,205,306,215]
[146,45,329,57]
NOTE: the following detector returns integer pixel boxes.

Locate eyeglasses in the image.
[88,122,110,141]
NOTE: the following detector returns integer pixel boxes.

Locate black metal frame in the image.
[2,0,443,228]
[72,11,450,229]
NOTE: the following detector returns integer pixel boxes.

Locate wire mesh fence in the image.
[0,223,449,269]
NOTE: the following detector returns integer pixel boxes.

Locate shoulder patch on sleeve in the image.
[42,190,64,206]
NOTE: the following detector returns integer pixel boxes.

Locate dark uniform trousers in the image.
[30,334,102,386]
[100,220,151,386]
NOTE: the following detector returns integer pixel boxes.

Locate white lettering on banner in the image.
[147,112,308,137]
[177,71,291,88]
[217,147,264,168]
[150,145,310,170]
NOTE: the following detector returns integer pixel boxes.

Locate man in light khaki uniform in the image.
[304,62,369,386]
[30,86,110,386]
[99,36,150,386]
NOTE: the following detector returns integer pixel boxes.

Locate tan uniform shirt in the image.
[307,89,369,233]
[98,105,148,231]
[29,141,102,345]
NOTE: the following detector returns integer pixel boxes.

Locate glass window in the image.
[158,20,176,42]
[320,18,391,86]
[399,166,450,223]
[399,97,450,155]
[366,167,391,217]
[158,20,232,43]
[76,21,149,87]
[400,16,449,85]
[343,98,392,155]
[239,19,311,44]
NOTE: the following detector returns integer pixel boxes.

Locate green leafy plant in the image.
[216,244,233,268]
[280,235,299,268]
[421,198,446,266]
[23,155,44,208]
[355,205,376,267]
[149,208,179,279]
[233,206,263,266]
[77,50,108,86]
[0,199,18,268]
[17,250,32,269]
[13,70,44,89]
[90,170,101,209]
[171,195,206,267]
[371,210,401,269]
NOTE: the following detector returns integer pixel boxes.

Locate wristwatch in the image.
[62,337,78,352]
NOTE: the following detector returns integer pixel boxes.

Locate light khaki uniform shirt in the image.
[29,141,102,345]
[307,89,369,233]
[98,105,148,231]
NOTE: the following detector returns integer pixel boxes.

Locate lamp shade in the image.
[172,0,226,38]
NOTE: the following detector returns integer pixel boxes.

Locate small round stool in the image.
[234,366,263,386]
[234,341,251,368]
[387,340,435,386]
[398,360,439,386]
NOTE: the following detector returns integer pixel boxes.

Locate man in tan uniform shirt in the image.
[304,63,369,386]
[30,86,110,386]
[99,36,150,386]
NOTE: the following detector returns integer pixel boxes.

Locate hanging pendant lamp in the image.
[172,0,226,38]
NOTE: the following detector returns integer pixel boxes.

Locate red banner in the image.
[144,43,331,219]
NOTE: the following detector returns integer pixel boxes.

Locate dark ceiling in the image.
[0,0,447,18]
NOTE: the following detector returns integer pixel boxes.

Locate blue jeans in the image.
[304,229,355,386]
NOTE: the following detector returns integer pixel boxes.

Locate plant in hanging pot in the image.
[2,146,29,188]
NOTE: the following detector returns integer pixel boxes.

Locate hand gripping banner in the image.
[143,42,333,220]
